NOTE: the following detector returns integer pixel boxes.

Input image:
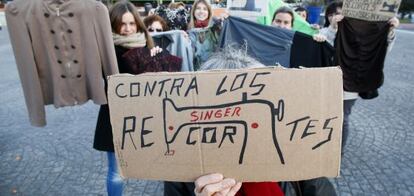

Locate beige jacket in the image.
[6,0,119,127]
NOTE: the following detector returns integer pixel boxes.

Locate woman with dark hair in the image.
[312,1,344,44]
[144,15,169,33]
[93,1,170,196]
[271,6,295,30]
[295,6,308,20]
[313,1,400,151]
[324,1,343,28]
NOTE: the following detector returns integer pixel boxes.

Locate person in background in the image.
[271,6,294,30]
[312,1,344,45]
[188,0,213,29]
[295,6,307,20]
[271,6,338,195]
[164,46,285,196]
[295,6,320,30]
[312,1,400,150]
[144,15,169,33]
[187,0,227,70]
[168,1,186,10]
[93,1,162,195]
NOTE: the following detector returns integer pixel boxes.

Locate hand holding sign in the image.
[388,16,399,29]
[330,14,344,30]
[194,173,242,196]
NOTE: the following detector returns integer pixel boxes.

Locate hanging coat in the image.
[6,0,118,126]
[335,17,390,94]
[152,30,194,72]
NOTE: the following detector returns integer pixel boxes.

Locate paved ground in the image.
[399,23,414,31]
[1,27,414,196]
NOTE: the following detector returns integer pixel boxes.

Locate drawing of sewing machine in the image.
[380,0,400,13]
[162,93,285,164]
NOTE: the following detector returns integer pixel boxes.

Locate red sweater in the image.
[236,182,284,196]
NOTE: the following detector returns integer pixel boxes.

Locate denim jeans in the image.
[342,99,356,151]
[107,152,124,196]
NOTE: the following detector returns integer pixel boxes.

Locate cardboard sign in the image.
[343,0,401,21]
[212,8,227,18]
[107,67,343,182]
[226,0,269,20]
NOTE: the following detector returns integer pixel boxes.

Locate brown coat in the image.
[6,0,118,127]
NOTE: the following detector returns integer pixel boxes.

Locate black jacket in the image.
[335,17,390,93]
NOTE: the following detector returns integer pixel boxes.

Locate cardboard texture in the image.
[212,8,227,18]
[107,67,343,182]
[342,0,401,21]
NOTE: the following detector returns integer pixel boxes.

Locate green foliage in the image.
[400,0,414,12]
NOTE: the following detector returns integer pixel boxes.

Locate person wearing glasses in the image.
[144,15,169,33]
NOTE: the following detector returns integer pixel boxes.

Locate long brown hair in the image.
[188,0,212,29]
[109,1,154,48]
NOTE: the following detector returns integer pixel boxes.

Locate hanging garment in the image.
[220,16,335,68]
[122,47,182,74]
[236,182,285,196]
[188,27,221,71]
[335,17,390,94]
[151,30,194,72]
[290,31,336,68]
[5,0,118,127]
[154,6,190,31]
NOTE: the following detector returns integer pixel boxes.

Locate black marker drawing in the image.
[381,1,400,13]
[162,92,285,164]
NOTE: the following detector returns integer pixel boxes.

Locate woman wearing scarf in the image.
[93,1,181,196]
[187,0,223,70]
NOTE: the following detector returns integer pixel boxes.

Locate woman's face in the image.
[328,7,342,24]
[297,11,307,20]
[119,12,137,36]
[147,21,163,33]
[194,2,209,21]
[272,13,293,30]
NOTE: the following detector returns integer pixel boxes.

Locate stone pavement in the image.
[1,27,414,196]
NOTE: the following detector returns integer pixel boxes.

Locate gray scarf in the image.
[112,32,146,49]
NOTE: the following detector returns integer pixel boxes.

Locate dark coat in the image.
[335,17,390,93]
[93,45,182,152]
